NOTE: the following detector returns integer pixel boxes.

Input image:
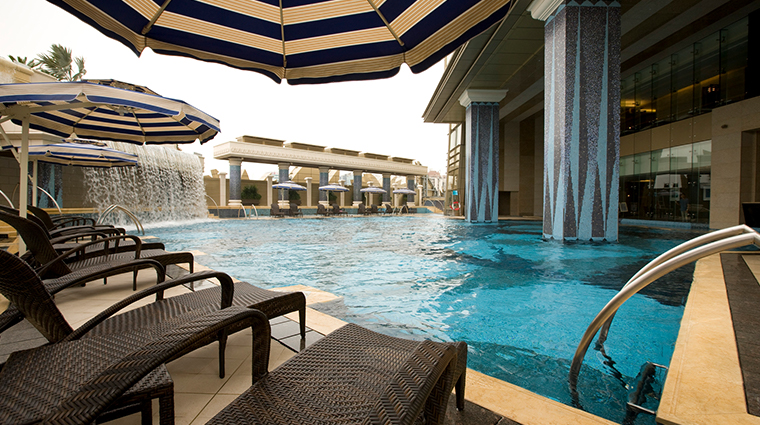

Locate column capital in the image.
[305,177,313,182]
[278,162,290,170]
[318,166,330,173]
[458,89,508,107]
[527,0,563,21]
[228,158,243,167]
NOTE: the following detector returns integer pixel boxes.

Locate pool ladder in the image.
[569,225,760,400]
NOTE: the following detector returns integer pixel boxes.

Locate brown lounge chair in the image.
[331,203,347,216]
[289,202,303,217]
[316,203,331,216]
[27,204,124,236]
[270,203,288,217]
[0,250,271,425]
[43,322,466,425]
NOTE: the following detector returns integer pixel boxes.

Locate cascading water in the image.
[82,142,207,225]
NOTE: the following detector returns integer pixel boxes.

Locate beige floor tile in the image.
[191,394,239,424]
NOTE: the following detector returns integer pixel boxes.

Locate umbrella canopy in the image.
[393,188,416,195]
[360,187,387,194]
[318,184,349,192]
[48,0,513,85]
[27,142,138,168]
[272,181,307,191]
[0,81,220,144]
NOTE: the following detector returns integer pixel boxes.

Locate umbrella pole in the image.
[31,159,38,207]
[18,115,29,253]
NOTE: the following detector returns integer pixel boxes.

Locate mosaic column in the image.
[353,170,363,206]
[406,177,416,206]
[458,89,507,223]
[319,166,329,205]
[278,163,290,207]
[305,177,313,207]
[228,158,242,207]
[540,0,620,241]
[382,174,391,203]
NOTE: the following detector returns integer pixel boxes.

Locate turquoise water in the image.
[145,216,699,424]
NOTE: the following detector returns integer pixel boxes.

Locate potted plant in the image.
[241,185,262,205]
[288,189,302,205]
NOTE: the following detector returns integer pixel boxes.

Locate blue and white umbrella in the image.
[360,186,387,205]
[319,183,349,205]
[27,141,138,168]
[0,80,220,230]
[272,180,307,202]
[48,0,513,85]
[393,188,416,195]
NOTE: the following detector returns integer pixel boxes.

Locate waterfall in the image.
[82,142,207,225]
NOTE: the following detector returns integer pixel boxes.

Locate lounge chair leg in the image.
[140,400,152,425]
[299,307,306,339]
[455,369,466,411]
[158,390,174,425]
[133,269,138,291]
[218,330,228,378]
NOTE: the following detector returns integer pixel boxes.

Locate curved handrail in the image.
[596,224,758,346]
[250,204,258,219]
[569,229,760,391]
[0,189,14,209]
[35,186,62,214]
[205,195,220,218]
[237,204,248,218]
[97,204,145,235]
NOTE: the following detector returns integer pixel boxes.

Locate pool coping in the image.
[657,252,760,425]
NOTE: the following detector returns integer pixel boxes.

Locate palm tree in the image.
[7,55,39,68]
[34,44,86,81]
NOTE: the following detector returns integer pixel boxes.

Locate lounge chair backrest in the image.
[0,210,72,277]
[0,250,74,342]
[384,204,392,214]
[0,205,53,238]
[358,203,366,214]
[289,203,298,212]
[26,204,56,230]
[317,204,326,214]
[271,204,279,213]
[331,204,340,213]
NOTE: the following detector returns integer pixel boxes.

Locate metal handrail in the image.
[205,195,219,217]
[35,186,62,214]
[250,204,258,218]
[0,189,13,208]
[569,227,760,391]
[596,224,759,347]
[97,204,145,235]
[237,204,248,218]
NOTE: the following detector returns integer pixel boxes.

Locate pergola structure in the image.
[213,136,428,207]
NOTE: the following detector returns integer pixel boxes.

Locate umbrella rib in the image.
[365,0,404,47]
[129,109,148,141]
[279,0,287,69]
[142,0,173,35]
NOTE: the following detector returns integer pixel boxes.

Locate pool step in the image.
[625,361,668,421]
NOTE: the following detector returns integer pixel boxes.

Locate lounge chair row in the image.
[0,209,467,424]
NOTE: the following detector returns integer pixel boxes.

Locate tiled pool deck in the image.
[1,249,758,424]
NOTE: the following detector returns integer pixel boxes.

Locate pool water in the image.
[145,216,699,424]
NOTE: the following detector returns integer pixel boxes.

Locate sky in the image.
[2,0,451,179]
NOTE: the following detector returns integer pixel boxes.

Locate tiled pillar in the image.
[278,163,290,206]
[305,177,313,207]
[458,89,506,223]
[353,170,363,206]
[266,175,273,206]
[382,174,391,203]
[228,158,242,207]
[319,167,329,205]
[539,0,620,241]
[406,177,416,207]
[219,172,227,207]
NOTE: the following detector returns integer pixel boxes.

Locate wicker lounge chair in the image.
[316,203,331,216]
[270,203,288,217]
[27,204,124,236]
[0,250,271,425]
[331,203,347,216]
[358,203,371,215]
[384,204,394,214]
[0,209,193,286]
[43,323,466,425]
[289,202,303,217]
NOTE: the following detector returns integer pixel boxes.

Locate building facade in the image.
[425,0,760,234]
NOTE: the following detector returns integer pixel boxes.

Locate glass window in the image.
[671,46,695,121]
[621,74,637,134]
[634,152,651,175]
[636,70,654,129]
[652,58,672,125]
[620,155,634,176]
[694,34,721,113]
[721,17,748,104]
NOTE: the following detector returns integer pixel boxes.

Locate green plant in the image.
[288,190,301,200]
[34,44,86,81]
[241,185,261,200]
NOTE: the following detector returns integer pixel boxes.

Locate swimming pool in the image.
[145,216,698,424]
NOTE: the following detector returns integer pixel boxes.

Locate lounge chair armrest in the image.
[369,341,458,425]
[47,231,109,245]
[49,226,121,239]
[65,270,234,341]
[47,307,271,425]
[37,235,143,277]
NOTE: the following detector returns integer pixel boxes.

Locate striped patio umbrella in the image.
[27,142,138,168]
[272,180,306,202]
[47,0,513,85]
[0,80,220,239]
[360,185,386,205]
